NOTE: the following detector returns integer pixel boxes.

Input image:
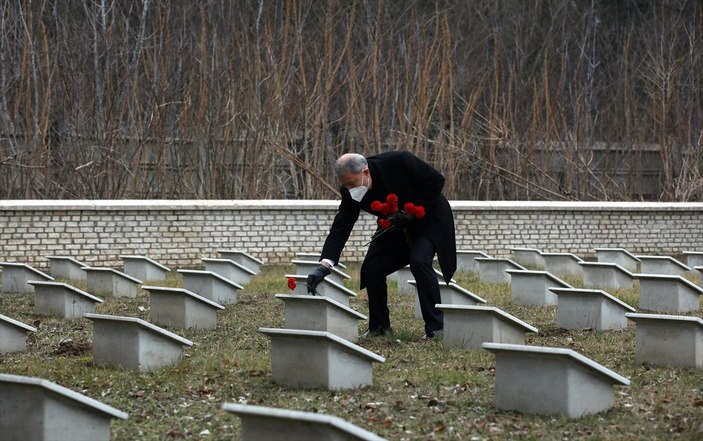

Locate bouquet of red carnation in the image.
[367,193,425,245]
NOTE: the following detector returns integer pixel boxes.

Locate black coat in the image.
[321,151,457,288]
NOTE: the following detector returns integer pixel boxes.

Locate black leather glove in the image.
[306,265,331,295]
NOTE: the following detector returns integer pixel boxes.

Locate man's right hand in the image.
[306,265,331,295]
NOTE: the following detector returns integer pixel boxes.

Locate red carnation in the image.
[378,218,392,229]
[381,203,395,216]
[386,193,398,205]
[404,202,417,215]
[414,206,425,219]
[370,200,384,212]
[287,277,296,291]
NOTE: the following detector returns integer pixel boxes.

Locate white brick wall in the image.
[1,200,703,271]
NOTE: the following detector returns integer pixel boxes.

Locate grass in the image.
[2,265,703,440]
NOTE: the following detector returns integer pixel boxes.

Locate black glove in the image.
[306,265,331,295]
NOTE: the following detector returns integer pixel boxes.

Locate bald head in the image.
[334,153,367,178]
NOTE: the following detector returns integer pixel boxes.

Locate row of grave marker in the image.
[0,250,284,441]
[2,246,703,439]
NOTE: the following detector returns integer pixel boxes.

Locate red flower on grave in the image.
[287,277,296,291]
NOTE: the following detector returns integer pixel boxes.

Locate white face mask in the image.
[348,174,368,202]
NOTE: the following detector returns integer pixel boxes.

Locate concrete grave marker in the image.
[285,274,356,307]
[178,269,242,305]
[83,266,142,298]
[0,314,37,353]
[456,250,490,273]
[550,287,636,330]
[120,255,171,282]
[475,257,526,284]
[506,269,573,306]
[0,262,54,294]
[394,265,415,295]
[46,256,88,281]
[437,305,537,350]
[259,328,385,390]
[579,262,635,290]
[292,258,351,286]
[683,251,703,270]
[509,247,545,269]
[482,343,630,418]
[0,373,128,441]
[275,294,367,342]
[295,252,347,269]
[594,248,640,273]
[539,252,584,278]
[395,265,454,296]
[635,273,702,313]
[626,313,703,369]
[222,403,386,441]
[143,285,224,330]
[636,255,690,277]
[28,281,103,319]
[203,257,256,285]
[408,280,486,319]
[218,249,265,273]
[84,313,193,371]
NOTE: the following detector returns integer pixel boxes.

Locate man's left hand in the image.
[306,265,331,295]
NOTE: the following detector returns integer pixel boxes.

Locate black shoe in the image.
[421,329,444,340]
[360,328,393,339]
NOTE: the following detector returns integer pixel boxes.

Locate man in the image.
[306,151,457,339]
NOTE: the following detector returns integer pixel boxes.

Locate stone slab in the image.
[202,257,256,285]
[28,281,103,319]
[222,403,386,441]
[635,273,702,313]
[178,269,242,305]
[0,314,37,353]
[626,313,703,368]
[84,313,193,371]
[259,327,385,390]
[550,287,636,330]
[482,343,630,418]
[594,248,640,273]
[83,267,142,298]
[120,255,171,282]
[539,252,584,278]
[579,262,635,290]
[437,305,538,350]
[218,249,264,273]
[275,294,367,342]
[636,255,690,277]
[409,280,486,319]
[509,247,545,269]
[0,373,128,441]
[295,252,347,269]
[143,285,224,330]
[285,274,356,307]
[456,250,490,273]
[475,258,526,284]
[292,259,351,286]
[683,251,703,270]
[506,269,572,306]
[0,262,54,294]
[46,256,88,281]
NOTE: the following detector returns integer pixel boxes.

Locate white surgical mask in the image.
[348,175,368,202]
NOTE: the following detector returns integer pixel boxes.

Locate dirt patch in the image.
[53,339,92,357]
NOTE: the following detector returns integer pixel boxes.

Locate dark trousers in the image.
[360,234,443,334]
